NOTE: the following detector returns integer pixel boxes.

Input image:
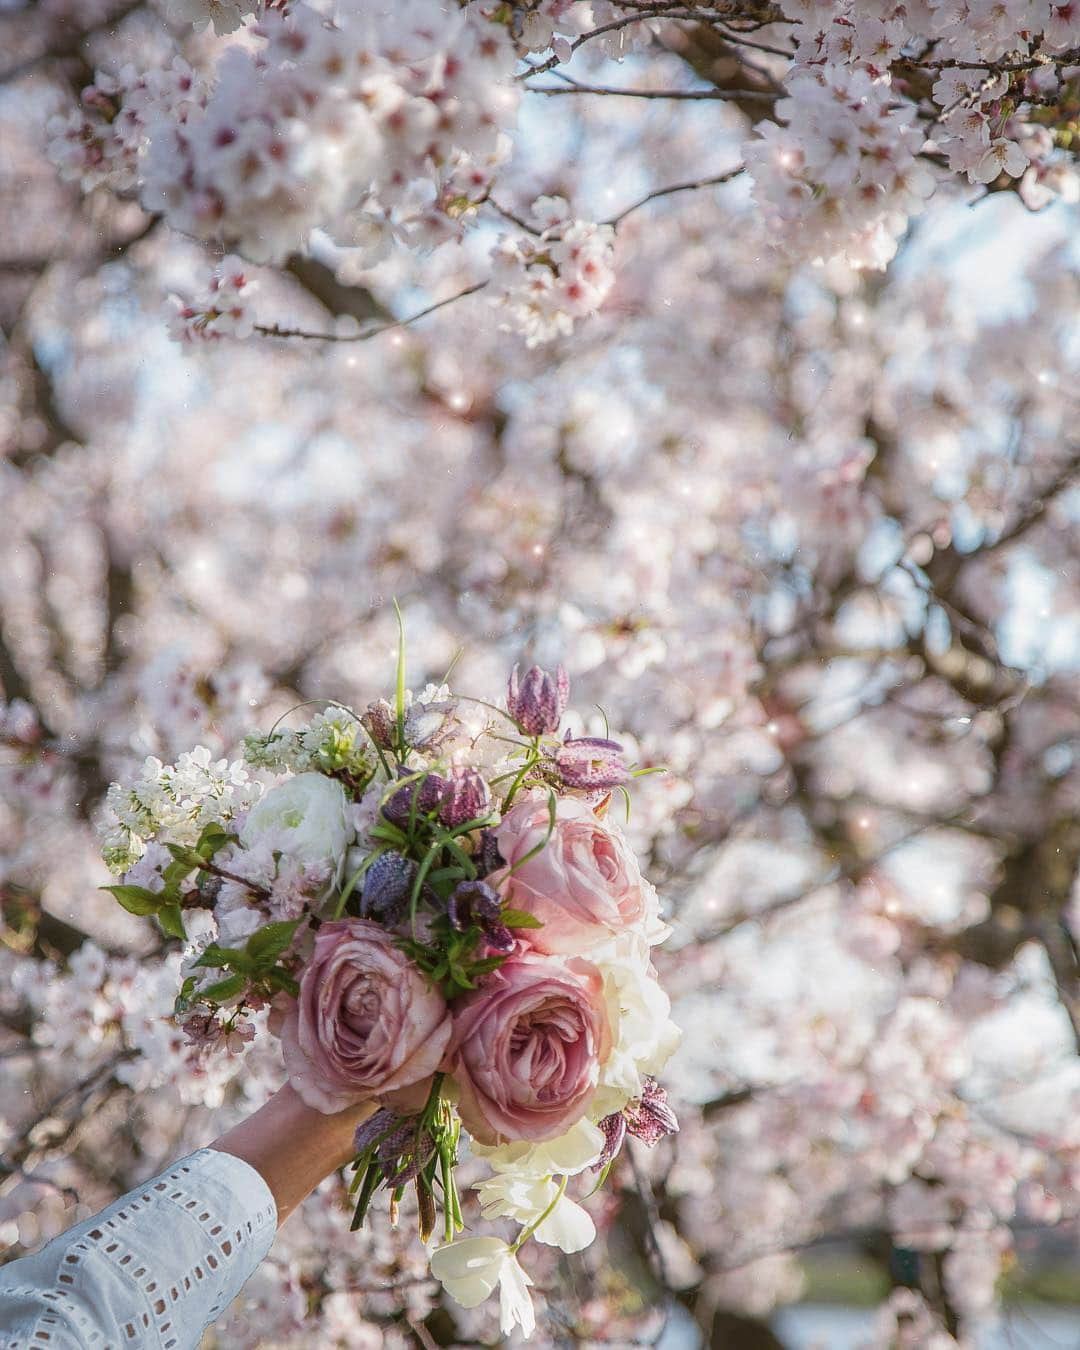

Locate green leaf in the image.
[245,919,300,966]
[165,842,205,870]
[586,1159,614,1197]
[266,968,300,998]
[201,972,248,1002]
[500,908,543,930]
[195,822,235,860]
[467,956,509,975]
[174,975,197,1015]
[427,865,470,886]
[350,1159,385,1232]
[157,904,187,941]
[102,884,164,917]
[393,597,407,752]
[192,943,243,970]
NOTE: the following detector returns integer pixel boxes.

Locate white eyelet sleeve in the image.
[0,1148,277,1350]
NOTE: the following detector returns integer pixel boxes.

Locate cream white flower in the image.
[591,938,682,1118]
[430,1237,535,1338]
[471,1116,605,1176]
[475,1173,596,1253]
[239,772,353,884]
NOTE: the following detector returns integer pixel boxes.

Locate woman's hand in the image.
[210,1085,377,1225]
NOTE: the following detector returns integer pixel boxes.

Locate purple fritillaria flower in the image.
[438,766,491,829]
[447,878,515,954]
[359,850,417,925]
[555,735,630,790]
[382,769,449,828]
[507,662,570,736]
[593,1078,679,1170]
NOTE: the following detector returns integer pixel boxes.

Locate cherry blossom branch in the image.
[256,168,745,342]
[524,77,778,102]
[518,6,758,81]
[603,163,746,227]
[905,45,1080,73]
[254,281,488,344]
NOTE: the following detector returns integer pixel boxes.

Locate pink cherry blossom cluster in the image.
[489,196,617,346]
[786,0,1080,201]
[47,0,519,265]
[746,67,937,270]
[167,254,260,343]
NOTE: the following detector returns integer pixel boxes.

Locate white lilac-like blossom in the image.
[101,748,261,871]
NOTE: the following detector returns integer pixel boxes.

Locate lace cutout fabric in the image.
[0,1148,277,1350]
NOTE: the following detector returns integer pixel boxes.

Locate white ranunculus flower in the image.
[475,1174,596,1254]
[472,1116,605,1176]
[591,939,682,1118]
[239,772,353,884]
[430,1237,535,1337]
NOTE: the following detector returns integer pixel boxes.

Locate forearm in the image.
[210,1084,374,1224]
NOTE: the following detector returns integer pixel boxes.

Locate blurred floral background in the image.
[2,2,1080,1346]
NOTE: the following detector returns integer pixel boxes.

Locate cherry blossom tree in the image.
[1,1,1079,1346]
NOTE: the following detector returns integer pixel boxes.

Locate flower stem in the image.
[510,1175,567,1254]
[501,738,541,809]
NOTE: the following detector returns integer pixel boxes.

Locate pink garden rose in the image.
[447,953,612,1144]
[491,795,652,954]
[281,918,452,1113]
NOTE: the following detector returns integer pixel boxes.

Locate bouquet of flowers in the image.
[100,636,680,1338]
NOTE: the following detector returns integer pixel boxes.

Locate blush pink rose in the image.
[281,918,451,1113]
[491,795,651,954]
[447,953,611,1144]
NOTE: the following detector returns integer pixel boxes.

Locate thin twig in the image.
[255,281,488,344]
[519,8,707,81]
[525,79,777,102]
[906,44,1080,73]
[603,163,746,227]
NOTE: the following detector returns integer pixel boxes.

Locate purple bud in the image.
[555,736,630,791]
[383,1126,437,1185]
[507,662,570,737]
[438,767,491,829]
[624,1077,679,1147]
[448,879,515,954]
[447,878,501,930]
[382,770,449,828]
[594,1111,628,1171]
[354,1107,400,1154]
[360,851,417,925]
[475,828,505,879]
[361,699,396,750]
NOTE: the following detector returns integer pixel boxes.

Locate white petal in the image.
[474,1117,605,1176]
[534,1195,597,1254]
[430,1237,508,1308]
[498,1253,536,1339]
